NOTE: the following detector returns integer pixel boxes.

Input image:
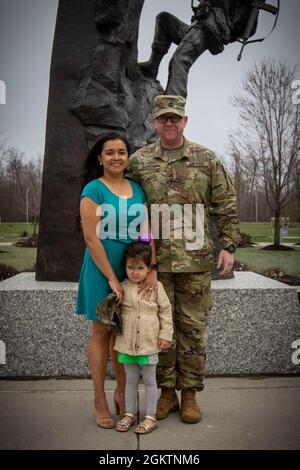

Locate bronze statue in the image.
[140,0,279,97]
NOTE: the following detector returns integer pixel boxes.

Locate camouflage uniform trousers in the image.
[157,271,212,391]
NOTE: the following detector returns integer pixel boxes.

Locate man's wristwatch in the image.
[150,263,158,271]
[224,244,236,254]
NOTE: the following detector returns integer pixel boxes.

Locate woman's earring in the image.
[99,161,102,166]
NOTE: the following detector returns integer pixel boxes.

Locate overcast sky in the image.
[0,0,299,160]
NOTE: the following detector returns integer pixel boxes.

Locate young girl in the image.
[114,241,173,434]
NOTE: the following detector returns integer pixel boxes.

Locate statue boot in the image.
[156,388,180,420]
[180,390,202,423]
[139,49,165,79]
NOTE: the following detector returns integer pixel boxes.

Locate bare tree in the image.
[24,156,43,231]
[285,154,300,222]
[232,59,300,246]
[227,132,265,222]
[0,135,42,223]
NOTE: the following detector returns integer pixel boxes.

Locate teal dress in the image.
[76,178,146,321]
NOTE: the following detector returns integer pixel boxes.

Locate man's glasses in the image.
[156,115,183,123]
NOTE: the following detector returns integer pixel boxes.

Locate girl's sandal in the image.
[135,415,159,434]
[115,413,136,432]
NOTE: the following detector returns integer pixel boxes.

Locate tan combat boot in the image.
[156,388,180,420]
[180,390,202,423]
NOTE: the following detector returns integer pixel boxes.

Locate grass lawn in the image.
[1,223,300,276]
[240,222,300,244]
[0,223,38,242]
[2,245,298,277]
[0,246,37,272]
[236,246,300,276]
[0,224,38,272]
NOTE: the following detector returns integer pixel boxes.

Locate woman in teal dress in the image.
[76,133,154,429]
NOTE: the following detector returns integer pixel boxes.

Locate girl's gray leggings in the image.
[124,364,158,415]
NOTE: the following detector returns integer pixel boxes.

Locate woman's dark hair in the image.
[123,241,152,268]
[76,132,130,232]
[82,132,130,186]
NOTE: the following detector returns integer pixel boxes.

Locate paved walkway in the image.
[0,377,299,450]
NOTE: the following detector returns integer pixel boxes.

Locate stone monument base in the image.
[0,272,299,377]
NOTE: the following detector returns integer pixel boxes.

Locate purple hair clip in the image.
[134,232,152,244]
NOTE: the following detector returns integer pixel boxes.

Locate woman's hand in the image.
[109,278,123,304]
[158,339,172,350]
[138,269,158,300]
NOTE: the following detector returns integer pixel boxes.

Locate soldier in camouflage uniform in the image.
[127,95,239,423]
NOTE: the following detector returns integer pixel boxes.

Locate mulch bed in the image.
[274,275,300,286]
[262,244,295,251]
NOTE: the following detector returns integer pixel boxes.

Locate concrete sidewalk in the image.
[0,377,300,450]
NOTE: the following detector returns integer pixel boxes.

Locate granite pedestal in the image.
[0,272,299,377]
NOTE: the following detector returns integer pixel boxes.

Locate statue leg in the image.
[165,25,208,98]
[140,12,189,80]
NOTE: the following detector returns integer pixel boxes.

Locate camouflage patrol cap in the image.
[153,95,186,118]
[96,292,123,335]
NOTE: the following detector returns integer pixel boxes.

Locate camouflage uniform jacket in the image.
[127,138,240,273]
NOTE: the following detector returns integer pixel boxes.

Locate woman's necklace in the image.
[101,176,126,195]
